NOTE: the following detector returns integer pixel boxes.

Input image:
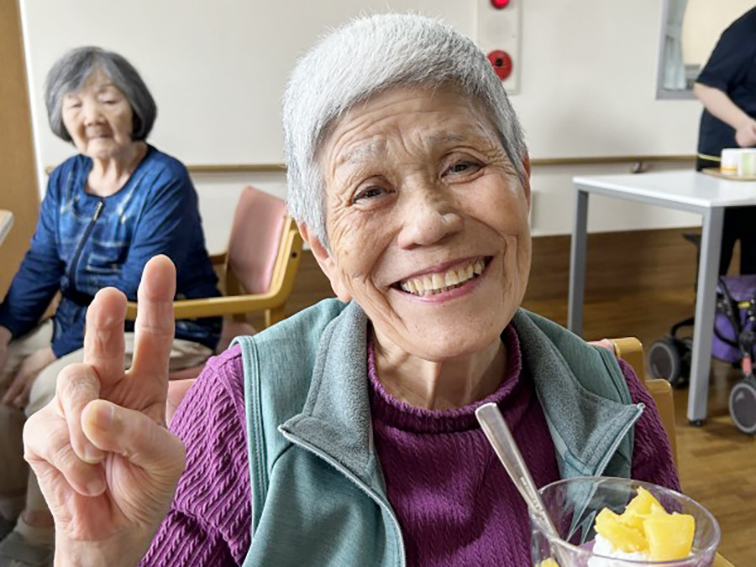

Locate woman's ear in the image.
[298,223,353,303]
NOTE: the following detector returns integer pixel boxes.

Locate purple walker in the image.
[648,274,756,434]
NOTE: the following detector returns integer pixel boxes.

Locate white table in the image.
[0,210,13,247]
[568,171,756,424]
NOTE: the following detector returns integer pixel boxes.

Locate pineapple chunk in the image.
[595,487,696,561]
[538,558,560,567]
[624,487,663,517]
[622,487,666,531]
[594,508,648,553]
[644,512,696,560]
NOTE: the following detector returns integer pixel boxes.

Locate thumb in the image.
[81,400,185,480]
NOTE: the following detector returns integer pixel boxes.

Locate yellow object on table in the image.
[714,554,735,567]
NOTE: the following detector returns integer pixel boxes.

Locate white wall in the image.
[20,0,709,252]
[682,0,753,66]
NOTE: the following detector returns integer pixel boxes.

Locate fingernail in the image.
[93,403,114,431]
[83,443,104,464]
[86,477,106,496]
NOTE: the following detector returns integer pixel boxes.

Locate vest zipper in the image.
[279,429,407,567]
[68,200,104,288]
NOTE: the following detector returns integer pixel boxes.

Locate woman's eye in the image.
[445,160,482,176]
[352,186,386,203]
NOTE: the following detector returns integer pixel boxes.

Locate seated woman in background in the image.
[24,15,677,567]
[0,47,221,566]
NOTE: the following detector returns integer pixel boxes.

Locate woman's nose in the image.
[396,189,463,248]
[82,101,103,125]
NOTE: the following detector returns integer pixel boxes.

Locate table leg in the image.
[568,189,589,336]
[688,207,724,425]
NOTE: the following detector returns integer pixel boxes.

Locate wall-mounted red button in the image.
[487,50,513,81]
[490,0,510,8]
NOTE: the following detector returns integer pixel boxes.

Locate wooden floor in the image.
[525,290,756,566]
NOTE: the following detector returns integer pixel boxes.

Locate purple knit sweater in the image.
[140,328,679,567]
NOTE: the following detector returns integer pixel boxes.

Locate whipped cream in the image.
[587,534,651,567]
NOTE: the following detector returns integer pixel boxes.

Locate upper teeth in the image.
[400,258,485,295]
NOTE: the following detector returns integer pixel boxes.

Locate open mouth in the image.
[394,257,491,297]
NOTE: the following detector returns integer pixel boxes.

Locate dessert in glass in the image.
[531,477,720,567]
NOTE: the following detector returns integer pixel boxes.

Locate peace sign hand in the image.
[23,256,185,567]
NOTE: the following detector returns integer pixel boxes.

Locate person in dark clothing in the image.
[694,7,756,275]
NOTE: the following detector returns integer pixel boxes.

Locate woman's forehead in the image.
[64,68,117,96]
[334,125,497,167]
[329,89,498,154]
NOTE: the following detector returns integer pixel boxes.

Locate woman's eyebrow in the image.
[337,140,386,167]
[427,132,466,145]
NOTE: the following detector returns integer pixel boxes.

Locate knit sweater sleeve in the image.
[619,359,681,491]
[140,346,251,567]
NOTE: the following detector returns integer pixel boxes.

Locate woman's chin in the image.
[400,325,505,362]
[84,140,128,161]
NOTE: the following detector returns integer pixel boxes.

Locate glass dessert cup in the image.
[530,477,721,567]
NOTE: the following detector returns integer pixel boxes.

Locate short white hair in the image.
[283,13,527,247]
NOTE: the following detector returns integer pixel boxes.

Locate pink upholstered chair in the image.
[125,186,304,422]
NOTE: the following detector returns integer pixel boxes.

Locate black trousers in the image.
[697,156,756,275]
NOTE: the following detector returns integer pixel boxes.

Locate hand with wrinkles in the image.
[23,256,185,567]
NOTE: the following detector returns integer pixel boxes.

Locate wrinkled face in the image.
[61,69,135,160]
[311,86,532,361]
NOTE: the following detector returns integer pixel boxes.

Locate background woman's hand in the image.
[2,346,56,408]
[23,256,186,567]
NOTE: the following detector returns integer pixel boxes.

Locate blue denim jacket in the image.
[0,146,221,357]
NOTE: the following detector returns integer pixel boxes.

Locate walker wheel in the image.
[730,376,756,435]
[648,338,684,386]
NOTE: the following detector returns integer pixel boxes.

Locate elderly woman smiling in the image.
[23,15,677,567]
[0,48,220,566]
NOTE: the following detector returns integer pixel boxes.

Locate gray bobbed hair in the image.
[283,13,527,248]
[45,46,157,142]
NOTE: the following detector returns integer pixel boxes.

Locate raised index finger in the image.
[129,255,176,382]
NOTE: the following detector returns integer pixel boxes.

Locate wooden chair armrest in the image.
[125,218,303,326]
[126,293,287,321]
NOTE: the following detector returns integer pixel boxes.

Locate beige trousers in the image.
[0,320,212,519]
